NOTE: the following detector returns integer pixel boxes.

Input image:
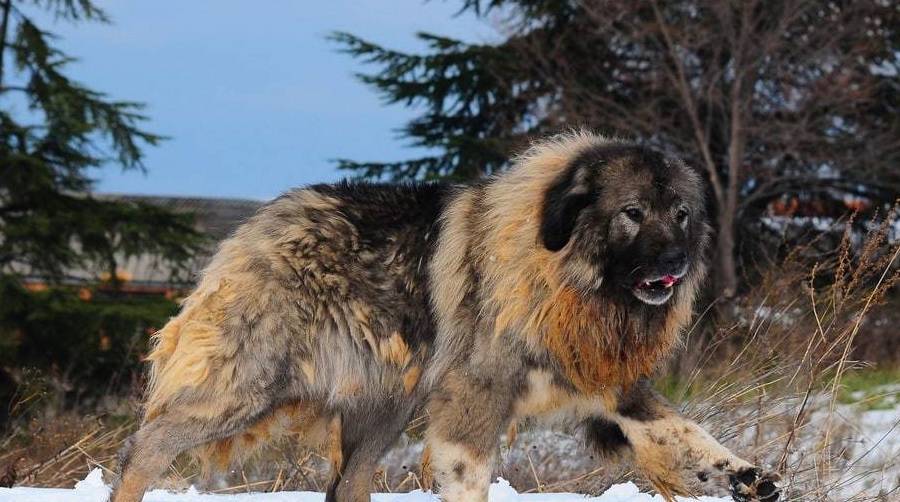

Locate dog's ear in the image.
[540,161,597,251]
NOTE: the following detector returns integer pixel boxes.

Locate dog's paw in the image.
[729,467,780,501]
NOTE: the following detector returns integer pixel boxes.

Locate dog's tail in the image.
[143,275,233,423]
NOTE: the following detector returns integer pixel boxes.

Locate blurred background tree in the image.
[333,0,899,297]
[0,0,205,421]
[0,0,204,281]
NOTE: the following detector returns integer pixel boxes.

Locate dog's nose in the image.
[659,248,687,272]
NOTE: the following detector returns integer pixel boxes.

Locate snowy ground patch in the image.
[0,469,731,502]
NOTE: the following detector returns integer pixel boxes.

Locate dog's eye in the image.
[623,207,643,222]
[675,208,689,224]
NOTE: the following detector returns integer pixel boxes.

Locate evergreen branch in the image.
[28,0,109,23]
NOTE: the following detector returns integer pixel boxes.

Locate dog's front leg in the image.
[604,380,780,501]
[423,369,516,502]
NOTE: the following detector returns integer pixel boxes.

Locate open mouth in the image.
[632,274,682,305]
[638,274,680,290]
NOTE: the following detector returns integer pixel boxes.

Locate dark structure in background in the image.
[18,195,261,296]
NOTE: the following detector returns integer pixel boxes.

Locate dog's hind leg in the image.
[112,412,196,502]
[111,396,278,502]
[325,400,416,502]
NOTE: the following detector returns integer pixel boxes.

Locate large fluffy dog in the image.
[112,133,779,502]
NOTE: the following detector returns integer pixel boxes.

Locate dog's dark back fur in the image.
[305,181,450,351]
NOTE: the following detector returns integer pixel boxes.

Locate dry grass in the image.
[0,413,132,488]
[1,213,898,499]
[668,209,900,500]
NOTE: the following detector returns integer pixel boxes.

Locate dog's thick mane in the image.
[431,132,705,394]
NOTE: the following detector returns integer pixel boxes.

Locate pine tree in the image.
[333,0,899,296]
[0,1,210,416]
[330,0,616,180]
[0,0,205,284]
[331,32,530,181]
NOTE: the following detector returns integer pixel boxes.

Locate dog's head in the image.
[540,143,710,306]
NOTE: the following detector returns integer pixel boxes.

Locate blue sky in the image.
[26,1,494,200]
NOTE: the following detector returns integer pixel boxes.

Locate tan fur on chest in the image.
[540,287,686,393]
[488,252,686,393]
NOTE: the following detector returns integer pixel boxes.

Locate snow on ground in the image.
[829,398,900,497]
[0,469,732,502]
[3,388,896,501]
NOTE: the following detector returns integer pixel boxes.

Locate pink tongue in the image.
[660,275,677,287]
